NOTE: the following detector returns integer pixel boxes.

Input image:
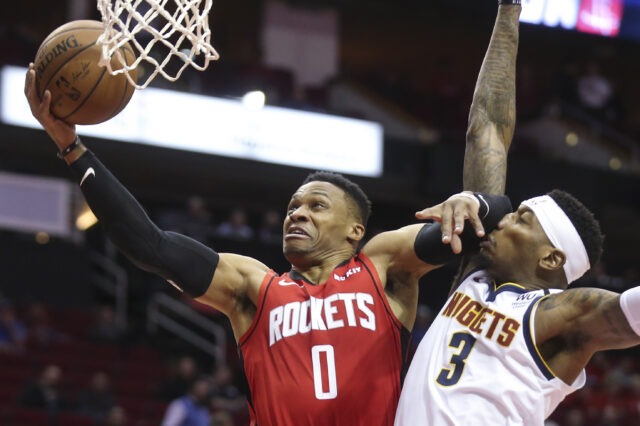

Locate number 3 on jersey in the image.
[312,345,338,399]
[436,332,477,387]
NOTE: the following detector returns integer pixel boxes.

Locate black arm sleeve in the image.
[69,149,219,298]
[414,193,512,265]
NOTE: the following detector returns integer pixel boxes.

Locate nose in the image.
[288,206,310,222]
[497,212,514,229]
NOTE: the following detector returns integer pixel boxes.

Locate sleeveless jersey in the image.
[239,252,410,426]
[395,269,586,426]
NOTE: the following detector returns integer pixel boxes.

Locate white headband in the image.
[521,195,590,284]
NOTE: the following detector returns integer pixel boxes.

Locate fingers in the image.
[416,193,483,251]
[440,202,453,244]
[452,206,466,235]
[40,90,52,114]
[450,233,462,254]
[415,205,443,222]
[467,209,485,238]
[25,68,40,113]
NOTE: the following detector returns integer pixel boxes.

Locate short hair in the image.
[547,189,604,267]
[302,171,372,227]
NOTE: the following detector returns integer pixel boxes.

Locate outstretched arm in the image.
[452,3,521,290]
[24,65,268,321]
[464,3,521,195]
[534,287,640,383]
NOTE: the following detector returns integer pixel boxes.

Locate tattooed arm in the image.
[451,5,521,292]
[533,288,640,384]
[463,4,520,195]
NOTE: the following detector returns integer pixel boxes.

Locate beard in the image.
[476,250,492,271]
[477,251,508,284]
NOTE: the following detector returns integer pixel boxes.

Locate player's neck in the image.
[494,271,564,292]
[291,248,355,285]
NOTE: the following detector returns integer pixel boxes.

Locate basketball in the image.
[33,20,137,125]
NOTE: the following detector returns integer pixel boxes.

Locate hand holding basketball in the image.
[25,64,76,153]
[33,20,137,125]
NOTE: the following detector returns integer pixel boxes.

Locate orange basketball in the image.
[34,20,137,125]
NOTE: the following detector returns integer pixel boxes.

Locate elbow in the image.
[465,109,488,145]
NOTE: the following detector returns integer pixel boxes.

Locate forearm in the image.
[68,142,218,297]
[464,4,521,194]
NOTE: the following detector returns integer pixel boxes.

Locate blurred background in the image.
[0,0,639,425]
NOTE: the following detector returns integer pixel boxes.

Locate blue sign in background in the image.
[620,0,640,40]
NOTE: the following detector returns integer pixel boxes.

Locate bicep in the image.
[363,225,437,279]
[536,288,640,353]
[196,253,270,316]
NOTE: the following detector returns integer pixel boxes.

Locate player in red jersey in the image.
[23,2,518,422]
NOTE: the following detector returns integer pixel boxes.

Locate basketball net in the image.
[96,0,220,89]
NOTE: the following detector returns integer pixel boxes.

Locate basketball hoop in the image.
[96,0,220,89]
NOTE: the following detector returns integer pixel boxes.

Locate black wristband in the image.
[414,193,512,265]
[57,136,81,160]
[498,0,521,4]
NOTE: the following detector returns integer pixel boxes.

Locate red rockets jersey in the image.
[238,252,410,426]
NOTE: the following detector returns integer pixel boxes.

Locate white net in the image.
[96,0,220,89]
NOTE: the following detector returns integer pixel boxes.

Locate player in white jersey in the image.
[396,259,583,425]
[397,188,618,424]
[396,2,640,425]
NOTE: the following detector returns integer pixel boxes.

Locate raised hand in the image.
[24,63,76,151]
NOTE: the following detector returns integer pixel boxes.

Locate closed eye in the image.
[518,211,531,225]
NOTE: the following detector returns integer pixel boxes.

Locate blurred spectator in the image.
[586,352,611,387]
[577,61,613,119]
[160,356,200,401]
[258,209,282,245]
[157,196,217,245]
[24,302,68,348]
[217,209,254,241]
[0,300,27,354]
[210,365,245,413]
[88,305,127,344]
[628,374,640,419]
[606,356,635,387]
[565,408,586,426]
[161,377,211,426]
[75,371,117,424]
[19,364,66,412]
[104,405,128,426]
[210,410,234,426]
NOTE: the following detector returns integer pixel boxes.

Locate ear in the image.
[347,222,366,243]
[539,247,566,272]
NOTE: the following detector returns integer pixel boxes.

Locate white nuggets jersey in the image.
[395,269,586,426]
